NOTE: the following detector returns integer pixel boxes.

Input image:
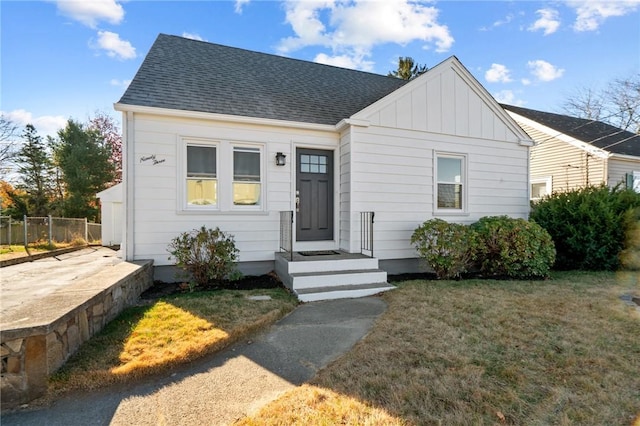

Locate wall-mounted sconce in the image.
[275,152,286,166]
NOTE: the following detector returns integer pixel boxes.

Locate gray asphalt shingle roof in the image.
[118,34,409,126]
[503,104,640,157]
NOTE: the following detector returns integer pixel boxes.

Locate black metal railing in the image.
[360,211,375,257]
[279,211,294,261]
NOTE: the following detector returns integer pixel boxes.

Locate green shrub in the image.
[411,218,478,279]
[530,185,640,270]
[471,216,555,279]
[167,226,239,288]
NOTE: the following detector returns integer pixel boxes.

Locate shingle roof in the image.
[502,104,640,157]
[118,34,409,126]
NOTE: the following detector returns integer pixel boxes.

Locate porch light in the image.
[275,152,286,166]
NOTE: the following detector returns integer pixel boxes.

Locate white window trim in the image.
[180,138,220,211]
[177,137,266,214]
[230,143,265,211]
[530,176,552,200]
[434,151,468,215]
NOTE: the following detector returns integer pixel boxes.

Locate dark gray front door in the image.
[296,148,333,241]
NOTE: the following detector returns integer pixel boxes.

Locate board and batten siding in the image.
[344,58,531,260]
[128,112,337,266]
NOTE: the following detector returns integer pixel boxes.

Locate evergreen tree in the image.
[388,56,428,80]
[15,124,53,216]
[53,119,115,221]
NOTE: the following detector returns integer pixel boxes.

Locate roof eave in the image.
[113,103,338,132]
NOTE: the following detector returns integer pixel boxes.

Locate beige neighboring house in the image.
[503,104,640,200]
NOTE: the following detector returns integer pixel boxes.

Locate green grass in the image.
[237,271,640,426]
[49,287,298,393]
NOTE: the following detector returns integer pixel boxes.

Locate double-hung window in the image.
[233,147,261,206]
[186,144,217,207]
[436,153,466,211]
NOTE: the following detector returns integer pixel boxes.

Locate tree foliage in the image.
[563,73,640,133]
[53,119,115,221]
[88,112,122,184]
[0,115,19,178]
[388,56,428,81]
[15,124,54,216]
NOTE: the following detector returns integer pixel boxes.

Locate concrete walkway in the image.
[2,297,387,426]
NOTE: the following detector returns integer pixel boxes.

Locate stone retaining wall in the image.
[1,260,153,409]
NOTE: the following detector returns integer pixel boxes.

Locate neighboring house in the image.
[97,183,123,246]
[114,34,532,299]
[503,104,640,200]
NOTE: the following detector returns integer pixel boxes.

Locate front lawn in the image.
[236,271,640,425]
[49,287,298,394]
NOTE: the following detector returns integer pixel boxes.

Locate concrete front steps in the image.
[275,251,395,302]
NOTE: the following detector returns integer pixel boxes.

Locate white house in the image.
[114,34,533,300]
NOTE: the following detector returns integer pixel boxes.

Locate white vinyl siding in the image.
[608,156,640,189]
[129,113,337,265]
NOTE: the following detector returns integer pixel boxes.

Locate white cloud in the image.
[56,0,124,28]
[568,0,640,31]
[527,59,565,81]
[182,32,205,41]
[485,63,512,83]
[492,90,525,106]
[235,0,250,14]
[277,0,453,71]
[2,109,67,138]
[528,8,560,35]
[314,52,374,71]
[92,31,136,60]
[521,78,532,86]
[110,78,132,88]
[480,13,514,31]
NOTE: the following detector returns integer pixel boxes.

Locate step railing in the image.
[279,211,294,261]
[360,211,374,257]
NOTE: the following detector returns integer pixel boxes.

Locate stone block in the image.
[67,324,80,353]
[93,302,104,316]
[46,333,65,373]
[24,335,47,400]
[1,344,10,356]
[4,339,23,354]
[7,357,21,374]
[79,310,89,341]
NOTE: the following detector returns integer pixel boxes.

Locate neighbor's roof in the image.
[503,104,640,157]
[118,34,409,126]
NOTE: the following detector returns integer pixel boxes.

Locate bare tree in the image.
[563,73,640,133]
[0,115,19,178]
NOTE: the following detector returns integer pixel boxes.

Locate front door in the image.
[296,148,334,241]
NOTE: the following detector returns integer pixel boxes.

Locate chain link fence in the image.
[0,216,101,246]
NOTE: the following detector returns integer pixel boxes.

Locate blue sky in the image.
[2,0,639,138]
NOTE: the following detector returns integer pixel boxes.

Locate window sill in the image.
[434,210,470,217]
[177,208,269,216]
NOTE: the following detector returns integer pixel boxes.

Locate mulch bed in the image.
[140,272,284,300]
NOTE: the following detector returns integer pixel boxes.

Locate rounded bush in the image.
[530,185,640,270]
[471,216,555,279]
[411,218,478,279]
[167,226,239,288]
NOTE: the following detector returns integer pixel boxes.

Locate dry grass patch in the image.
[239,271,640,425]
[49,288,297,393]
[235,384,406,426]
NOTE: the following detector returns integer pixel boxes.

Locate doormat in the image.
[298,250,340,256]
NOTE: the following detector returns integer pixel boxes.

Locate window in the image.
[436,154,465,211]
[530,176,552,201]
[233,147,261,206]
[186,145,217,207]
[300,154,328,174]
